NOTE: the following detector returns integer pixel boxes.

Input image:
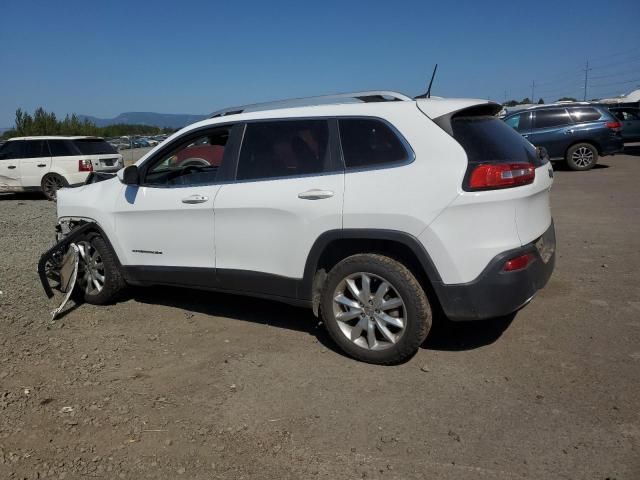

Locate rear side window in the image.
[0,141,25,159]
[534,109,571,129]
[339,118,408,169]
[237,120,331,181]
[72,138,117,155]
[23,140,50,158]
[48,140,78,157]
[451,115,539,165]
[568,107,602,123]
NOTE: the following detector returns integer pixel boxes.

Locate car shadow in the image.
[552,162,609,171]
[623,145,640,156]
[123,286,515,360]
[0,192,46,201]
[421,310,516,352]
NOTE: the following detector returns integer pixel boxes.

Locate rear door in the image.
[0,141,24,190]
[529,108,573,158]
[213,119,344,297]
[20,140,52,187]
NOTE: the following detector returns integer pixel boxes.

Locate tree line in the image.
[503,96,578,107]
[1,107,175,140]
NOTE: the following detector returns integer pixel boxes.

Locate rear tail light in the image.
[78,159,93,172]
[467,163,535,191]
[606,121,622,132]
[503,253,535,272]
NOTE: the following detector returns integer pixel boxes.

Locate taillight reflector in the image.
[468,163,535,190]
[78,159,93,172]
[606,121,622,131]
[503,253,535,272]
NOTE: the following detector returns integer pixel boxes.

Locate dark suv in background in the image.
[503,104,623,170]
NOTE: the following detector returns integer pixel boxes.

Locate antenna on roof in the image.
[415,64,438,99]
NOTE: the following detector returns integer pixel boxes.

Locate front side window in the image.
[534,109,572,129]
[568,107,602,123]
[621,109,640,120]
[23,140,50,158]
[0,141,24,160]
[48,140,77,157]
[339,118,408,169]
[144,127,230,186]
[236,120,330,181]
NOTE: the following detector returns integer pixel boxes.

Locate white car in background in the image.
[0,136,123,200]
[40,91,556,364]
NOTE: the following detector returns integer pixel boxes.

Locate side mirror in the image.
[118,165,140,185]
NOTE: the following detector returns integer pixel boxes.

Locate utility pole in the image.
[583,60,592,101]
[531,81,535,103]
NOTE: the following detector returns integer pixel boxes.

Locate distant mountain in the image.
[78,112,207,129]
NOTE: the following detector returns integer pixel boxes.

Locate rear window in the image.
[568,107,602,123]
[534,109,572,129]
[451,116,539,165]
[339,118,409,169]
[72,138,117,155]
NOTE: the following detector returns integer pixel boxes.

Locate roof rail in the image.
[209,91,412,118]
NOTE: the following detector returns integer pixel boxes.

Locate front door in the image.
[0,140,24,191]
[20,139,52,187]
[528,108,573,159]
[213,119,344,298]
[113,126,237,280]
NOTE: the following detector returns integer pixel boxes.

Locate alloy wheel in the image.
[332,272,407,351]
[43,176,65,199]
[571,146,594,168]
[77,241,105,296]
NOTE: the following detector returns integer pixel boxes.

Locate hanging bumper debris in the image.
[38,222,95,319]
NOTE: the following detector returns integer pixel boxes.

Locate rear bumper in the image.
[435,221,556,321]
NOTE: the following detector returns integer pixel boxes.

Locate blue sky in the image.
[1,0,639,127]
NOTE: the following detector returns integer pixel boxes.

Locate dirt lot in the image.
[1,152,639,479]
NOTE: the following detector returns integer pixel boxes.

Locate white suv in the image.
[38,92,556,364]
[0,136,123,200]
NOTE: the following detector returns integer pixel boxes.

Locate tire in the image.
[41,173,68,201]
[566,143,598,171]
[320,253,432,365]
[73,234,125,305]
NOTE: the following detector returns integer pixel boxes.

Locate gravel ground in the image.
[1,152,639,479]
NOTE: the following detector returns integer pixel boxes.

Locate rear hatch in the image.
[71,138,123,171]
[426,103,554,245]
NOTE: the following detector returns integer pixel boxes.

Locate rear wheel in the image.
[74,235,125,305]
[41,173,68,200]
[566,143,598,171]
[320,254,432,365]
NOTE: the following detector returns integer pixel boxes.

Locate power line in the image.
[589,77,640,89]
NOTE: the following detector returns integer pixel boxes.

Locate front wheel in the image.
[320,254,432,365]
[566,143,598,171]
[74,235,125,305]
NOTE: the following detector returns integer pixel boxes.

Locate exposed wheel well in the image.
[309,237,441,316]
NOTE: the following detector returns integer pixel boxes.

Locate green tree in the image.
[537,98,545,104]
[557,96,577,102]
[504,100,518,107]
[520,98,532,104]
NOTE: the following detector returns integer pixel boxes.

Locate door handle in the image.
[564,129,575,135]
[37,164,47,167]
[522,134,529,138]
[7,165,16,169]
[181,194,209,204]
[298,189,334,200]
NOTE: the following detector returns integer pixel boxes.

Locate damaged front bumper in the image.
[38,222,94,299]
